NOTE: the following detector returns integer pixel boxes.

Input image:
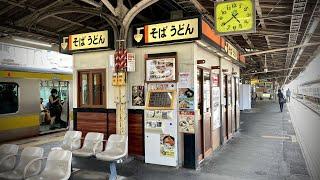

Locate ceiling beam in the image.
[242,67,305,75]
[255,0,274,71]
[0,24,58,42]
[243,42,320,56]
[2,0,97,32]
[259,4,290,9]
[56,15,95,32]
[258,12,309,20]
[15,0,68,26]
[101,0,116,16]
[80,0,102,7]
[53,15,96,31]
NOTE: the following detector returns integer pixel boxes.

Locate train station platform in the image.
[5,100,312,180]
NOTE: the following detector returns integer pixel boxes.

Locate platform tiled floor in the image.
[6,101,310,180]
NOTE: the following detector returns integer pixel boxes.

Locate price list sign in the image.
[146,91,175,109]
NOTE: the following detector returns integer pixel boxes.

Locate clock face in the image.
[215,0,255,35]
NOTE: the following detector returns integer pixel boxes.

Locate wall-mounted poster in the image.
[178,111,195,133]
[212,87,221,129]
[132,85,145,106]
[160,134,175,157]
[178,88,194,110]
[146,57,176,82]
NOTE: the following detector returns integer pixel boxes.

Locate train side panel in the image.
[0,78,40,142]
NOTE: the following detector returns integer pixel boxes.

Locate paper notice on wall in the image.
[127,53,135,72]
[212,87,221,129]
[178,72,191,88]
[178,111,195,133]
[160,134,175,157]
[109,54,115,72]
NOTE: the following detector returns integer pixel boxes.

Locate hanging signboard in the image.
[224,41,238,60]
[60,30,112,54]
[133,18,200,46]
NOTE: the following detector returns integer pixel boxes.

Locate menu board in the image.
[146,90,175,109]
[146,57,176,82]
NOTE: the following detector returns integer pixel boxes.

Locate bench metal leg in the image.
[109,162,117,180]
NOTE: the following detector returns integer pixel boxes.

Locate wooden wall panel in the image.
[128,110,144,156]
[77,112,107,138]
[74,109,144,157]
[107,112,116,137]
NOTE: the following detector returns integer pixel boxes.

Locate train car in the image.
[0,65,73,142]
[295,79,320,113]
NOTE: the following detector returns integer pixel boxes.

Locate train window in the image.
[78,69,105,108]
[0,82,19,114]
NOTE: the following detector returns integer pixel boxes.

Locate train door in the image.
[39,80,70,133]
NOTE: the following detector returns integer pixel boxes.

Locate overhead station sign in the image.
[60,30,111,54]
[133,18,200,46]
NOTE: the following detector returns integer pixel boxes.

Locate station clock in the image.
[215,0,255,35]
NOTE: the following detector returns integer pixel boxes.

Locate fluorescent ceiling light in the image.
[207,47,217,52]
[196,40,208,47]
[216,52,224,57]
[12,37,52,47]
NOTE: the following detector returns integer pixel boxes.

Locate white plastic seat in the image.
[0,144,19,173]
[61,130,82,151]
[0,147,44,179]
[26,149,72,180]
[95,134,128,161]
[72,132,104,157]
[95,134,128,180]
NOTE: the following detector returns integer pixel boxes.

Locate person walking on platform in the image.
[277,89,285,112]
[286,88,291,102]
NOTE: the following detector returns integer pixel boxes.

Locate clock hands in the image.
[222,12,239,26]
[232,13,240,23]
[223,16,234,26]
